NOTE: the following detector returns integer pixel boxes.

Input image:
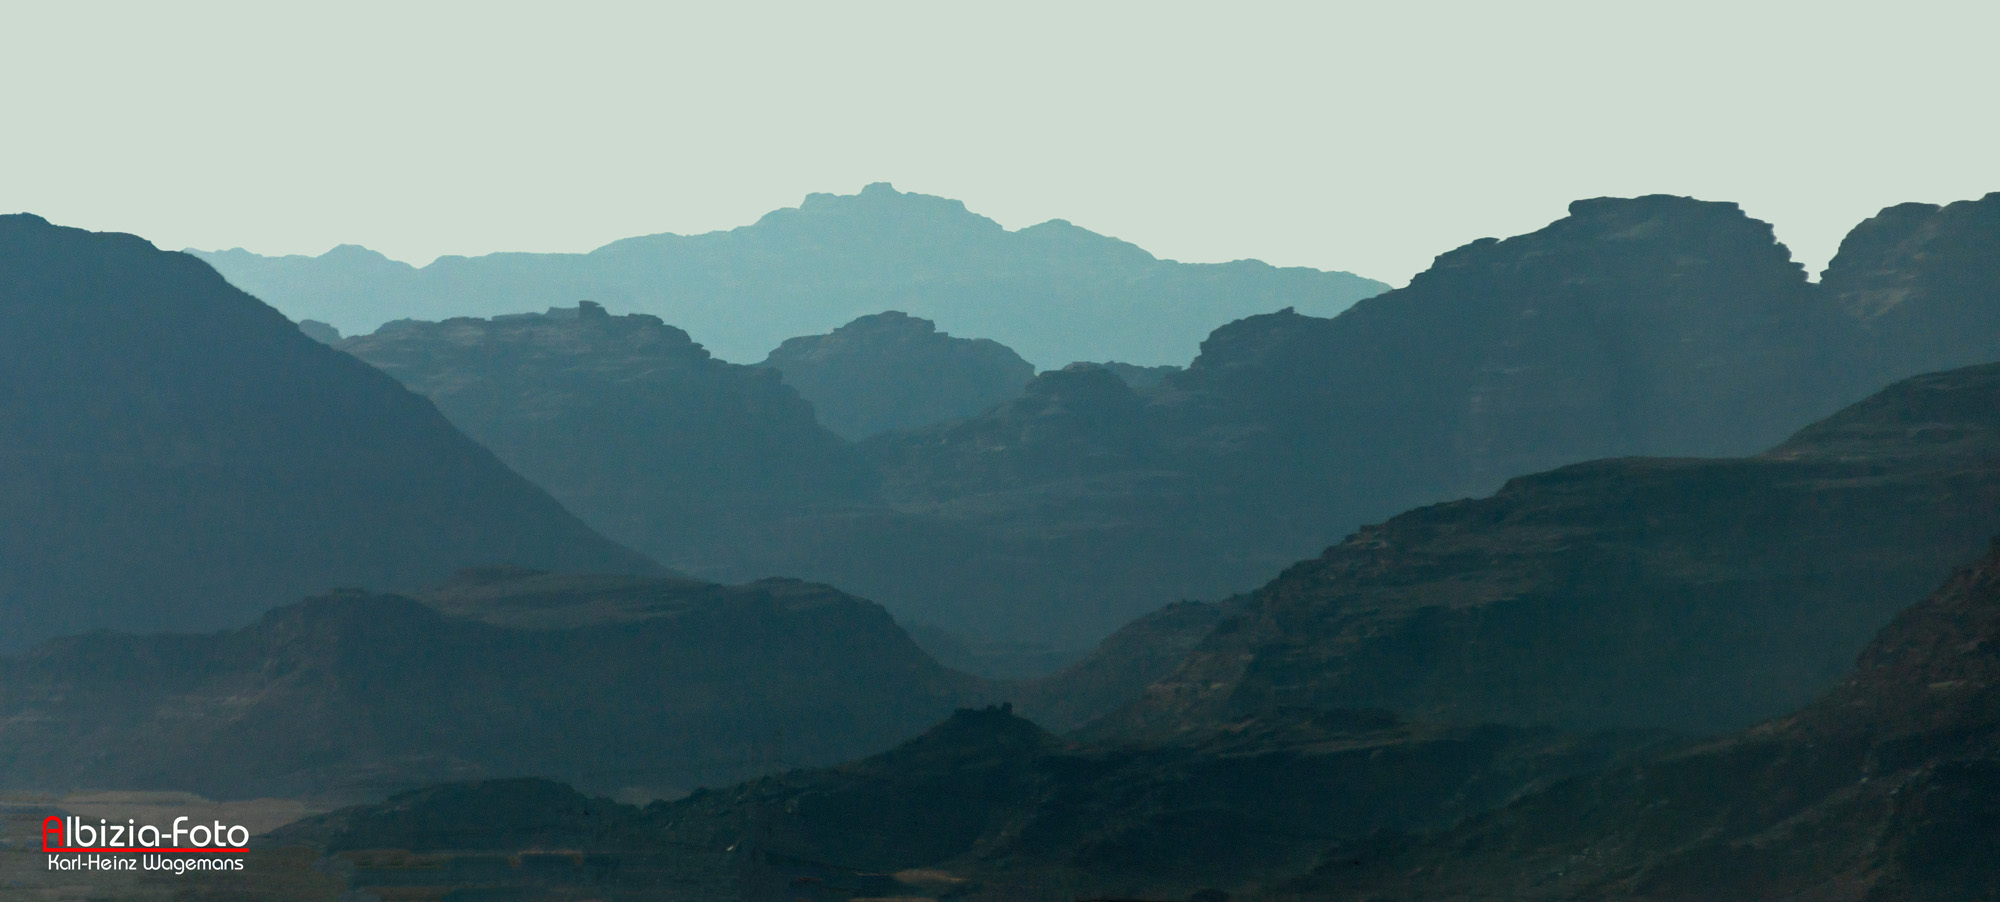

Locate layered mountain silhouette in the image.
[193,183,1389,367]
[1107,361,2000,738]
[0,568,985,804]
[336,302,873,568]
[267,705,1662,901]
[1292,535,2000,901]
[303,193,2000,650]
[703,195,1901,643]
[759,311,1036,440]
[0,214,655,650]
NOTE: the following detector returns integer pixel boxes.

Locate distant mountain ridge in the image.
[193,183,1390,367]
[759,311,1037,440]
[0,213,657,650]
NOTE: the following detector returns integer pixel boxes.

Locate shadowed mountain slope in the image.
[759,310,1036,440]
[1287,536,2000,902]
[1106,362,2000,739]
[0,214,656,650]
[270,704,1663,902]
[707,196,1877,644]
[1825,191,2000,385]
[337,303,874,570]
[0,569,985,804]
[194,183,1388,367]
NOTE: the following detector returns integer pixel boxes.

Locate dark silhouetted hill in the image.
[193,183,1389,367]
[1289,536,2000,902]
[759,310,1036,440]
[1105,362,2000,739]
[0,568,985,804]
[336,303,874,572]
[269,704,1661,901]
[0,214,656,650]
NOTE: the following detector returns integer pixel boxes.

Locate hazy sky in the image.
[3,2,1994,285]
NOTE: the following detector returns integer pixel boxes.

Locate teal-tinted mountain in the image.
[0,568,985,804]
[759,311,1037,440]
[1825,192,2000,384]
[337,303,872,570]
[708,196,1876,644]
[1290,535,2000,902]
[1105,361,2000,739]
[192,183,1389,367]
[0,214,656,650]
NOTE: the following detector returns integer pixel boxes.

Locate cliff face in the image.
[1824,191,2000,386]
[1290,537,2000,902]
[1107,362,2000,738]
[0,569,983,804]
[0,215,657,650]
[760,311,1035,440]
[338,303,874,571]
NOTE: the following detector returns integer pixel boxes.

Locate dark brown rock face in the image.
[0,215,657,650]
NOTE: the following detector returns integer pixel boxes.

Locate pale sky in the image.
[3,1,1995,285]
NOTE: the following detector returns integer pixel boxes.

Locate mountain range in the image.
[0,568,985,805]
[192,183,1390,367]
[0,214,656,650]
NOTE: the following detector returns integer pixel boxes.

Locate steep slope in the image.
[195,183,1388,367]
[0,214,656,650]
[759,311,1036,440]
[337,302,873,570]
[0,568,984,804]
[1824,190,2000,386]
[1290,537,2000,902]
[710,196,1875,644]
[1110,362,2000,739]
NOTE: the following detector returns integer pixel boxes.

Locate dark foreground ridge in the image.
[1289,535,2000,901]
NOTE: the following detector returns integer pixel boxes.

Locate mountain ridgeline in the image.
[0,214,657,651]
[336,303,873,566]
[316,192,2000,651]
[195,182,1390,367]
[0,568,986,804]
[758,310,1036,440]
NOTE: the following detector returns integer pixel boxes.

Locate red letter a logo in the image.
[43,816,63,852]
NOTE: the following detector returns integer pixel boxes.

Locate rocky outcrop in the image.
[760,311,1035,440]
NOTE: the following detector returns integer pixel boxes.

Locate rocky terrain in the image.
[759,310,1036,440]
[196,182,1388,366]
[1287,535,2000,901]
[0,214,656,650]
[263,704,1665,901]
[337,302,875,571]
[1109,361,2000,738]
[0,568,985,804]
